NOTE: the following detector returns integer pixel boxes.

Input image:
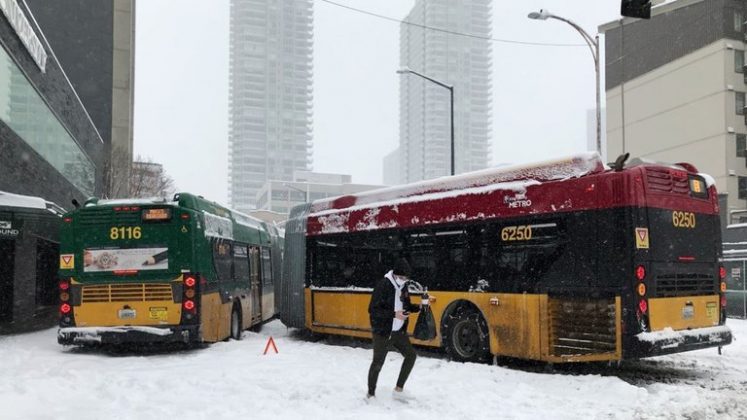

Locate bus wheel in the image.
[230,305,242,341]
[444,306,489,363]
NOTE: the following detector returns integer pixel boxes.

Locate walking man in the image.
[367,258,420,399]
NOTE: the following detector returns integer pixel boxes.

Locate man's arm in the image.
[369,279,394,318]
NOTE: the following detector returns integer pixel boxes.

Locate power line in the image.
[318,0,586,48]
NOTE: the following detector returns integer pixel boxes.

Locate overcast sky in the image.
[134,0,622,205]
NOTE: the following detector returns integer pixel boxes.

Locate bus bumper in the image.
[57,325,201,346]
[628,325,732,358]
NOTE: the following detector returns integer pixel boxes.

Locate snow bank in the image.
[1,319,746,419]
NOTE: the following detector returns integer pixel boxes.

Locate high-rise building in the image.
[600,0,746,213]
[393,0,492,184]
[228,0,313,213]
[25,0,136,198]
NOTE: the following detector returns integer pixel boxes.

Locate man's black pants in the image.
[367,330,417,396]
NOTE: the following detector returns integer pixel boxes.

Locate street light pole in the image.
[397,67,456,176]
[528,9,601,156]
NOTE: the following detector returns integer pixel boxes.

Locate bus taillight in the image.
[59,280,70,291]
[181,273,199,320]
[635,265,646,281]
[638,299,648,314]
[637,283,646,296]
[60,303,72,314]
[721,295,727,307]
[719,266,726,280]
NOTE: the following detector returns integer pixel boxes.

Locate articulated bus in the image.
[279,153,732,363]
[57,193,281,346]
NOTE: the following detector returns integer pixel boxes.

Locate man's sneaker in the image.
[392,389,413,402]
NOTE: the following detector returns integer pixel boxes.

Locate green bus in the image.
[57,193,281,345]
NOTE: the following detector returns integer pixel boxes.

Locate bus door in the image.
[249,246,262,323]
[0,239,14,322]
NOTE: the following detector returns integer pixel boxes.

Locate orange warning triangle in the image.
[62,256,72,264]
[263,336,278,355]
[638,230,647,240]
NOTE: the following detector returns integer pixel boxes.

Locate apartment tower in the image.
[228,0,313,212]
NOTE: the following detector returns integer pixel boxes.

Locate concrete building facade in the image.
[25,0,136,198]
[601,0,747,212]
[228,0,313,213]
[393,0,492,184]
[255,171,383,215]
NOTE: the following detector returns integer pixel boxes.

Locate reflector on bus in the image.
[688,176,708,199]
[142,208,172,221]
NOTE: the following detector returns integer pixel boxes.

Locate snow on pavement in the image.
[1,319,745,420]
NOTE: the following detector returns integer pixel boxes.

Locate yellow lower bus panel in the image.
[305,288,623,363]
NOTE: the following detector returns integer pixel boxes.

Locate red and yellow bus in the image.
[279,153,731,363]
[57,193,281,346]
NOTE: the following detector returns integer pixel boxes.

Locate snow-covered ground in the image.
[1,319,745,420]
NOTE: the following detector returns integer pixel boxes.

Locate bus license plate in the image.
[149,307,168,321]
[706,303,717,320]
[118,309,136,319]
[681,305,694,320]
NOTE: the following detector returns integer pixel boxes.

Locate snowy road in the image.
[1,319,745,420]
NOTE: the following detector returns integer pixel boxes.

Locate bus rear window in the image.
[83,247,168,272]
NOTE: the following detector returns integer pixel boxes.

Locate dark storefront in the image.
[723,224,747,319]
[0,193,63,332]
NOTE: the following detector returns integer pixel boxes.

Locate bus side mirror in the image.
[621,0,651,19]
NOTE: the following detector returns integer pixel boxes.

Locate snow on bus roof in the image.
[0,190,48,209]
[0,190,64,214]
[309,179,540,221]
[310,152,604,214]
[232,211,265,230]
[93,197,174,206]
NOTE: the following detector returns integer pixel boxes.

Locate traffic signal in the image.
[621,0,651,19]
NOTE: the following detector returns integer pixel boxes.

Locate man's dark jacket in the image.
[368,276,420,336]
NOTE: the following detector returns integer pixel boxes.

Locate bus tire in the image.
[230,304,242,341]
[444,305,489,363]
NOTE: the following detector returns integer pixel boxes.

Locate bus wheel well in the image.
[440,299,490,363]
[440,300,483,331]
[230,300,243,340]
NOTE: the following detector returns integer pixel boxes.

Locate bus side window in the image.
[261,248,272,285]
[212,240,233,281]
[248,246,260,285]
[233,244,249,286]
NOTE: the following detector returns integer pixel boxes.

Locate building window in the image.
[735,11,744,32]
[740,176,747,199]
[0,46,95,195]
[737,50,745,73]
[737,92,746,115]
[738,134,747,157]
